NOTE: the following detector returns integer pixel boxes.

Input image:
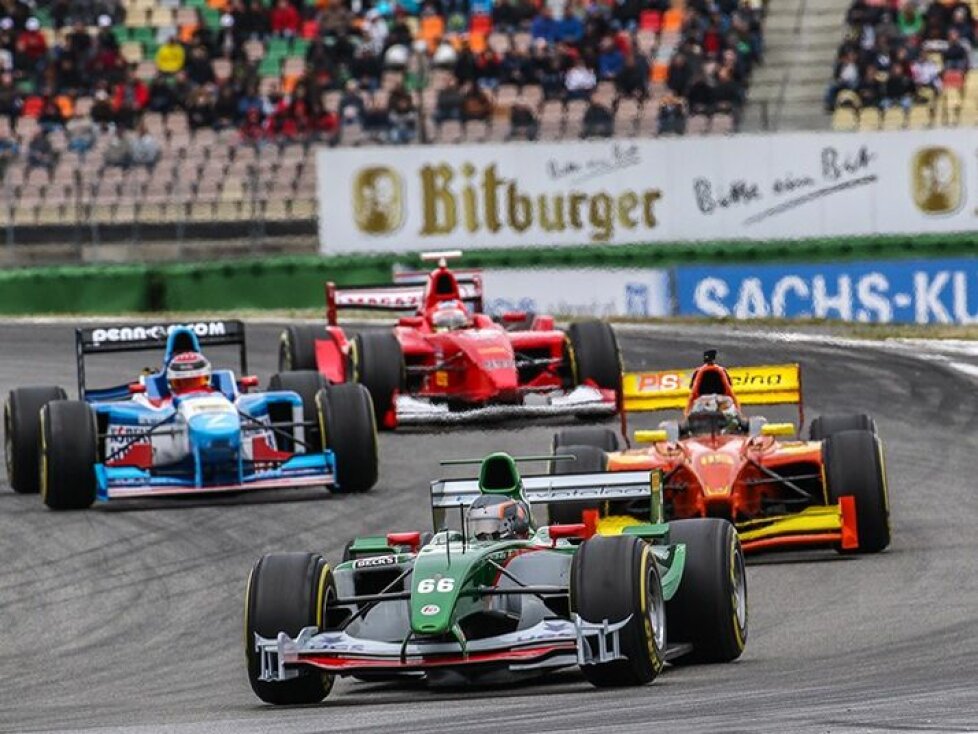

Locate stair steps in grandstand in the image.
[743,0,850,131]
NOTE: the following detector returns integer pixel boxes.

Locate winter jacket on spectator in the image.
[113,79,149,113]
[556,14,584,43]
[615,54,649,98]
[15,26,47,64]
[531,12,559,43]
[598,43,624,79]
[667,53,693,96]
[270,0,301,35]
[156,39,185,74]
[185,46,216,85]
[897,3,923,36]
[686,76,715,112]
[857,66,883,107]
[148,75,180,114]
[461,84,493,121]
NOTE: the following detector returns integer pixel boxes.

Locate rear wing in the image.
[622,363,803,425]
[325,276,483,325]
[75,320,247,400]
[430,470,656,530]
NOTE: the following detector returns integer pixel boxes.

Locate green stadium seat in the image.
[258,56,282,77]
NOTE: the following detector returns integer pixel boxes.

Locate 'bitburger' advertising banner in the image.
[316,129,974,253]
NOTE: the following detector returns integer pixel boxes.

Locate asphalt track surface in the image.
[2,321,978,734]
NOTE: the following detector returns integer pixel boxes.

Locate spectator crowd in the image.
[0,0,767,169]
[826,0,975,123]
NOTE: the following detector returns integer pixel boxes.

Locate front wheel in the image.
[351,332,404,427]
[666,518,747,664]
[278,325,322,372]
[5,385,66,494]
[548,444,606,525]
[567,321,622,393]
[571,534,665,687]
[245,552,334,705]
[317,383,378,492]
[824,429,890,553]
[40,400,98,510]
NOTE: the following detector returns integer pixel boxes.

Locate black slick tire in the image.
[278,325,322,372]
[666,518,747,664]
[567,321,622,393]
[317,383,378,492]
[5,385,66,494]
[809,413,876,441]
[571,534,665,687]
[40,400,97,510]
[245,552,334,705]
[824,429,890,553]
[351,332,404,426]
[553,427,620,452]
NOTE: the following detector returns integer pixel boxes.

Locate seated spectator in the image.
[270,0,301,37]
[187,86,216,130]
[66,116,96,158]
[0,72,20,131]
[185,44,216,87]
[213,83,239,129]
[352,45,383,92]
[598,37,625,81]
[131,121,161,169]
[16,18,47,82]
[240,107,268,147]
[508,99,539,140]
[825,48,860,110]
[581,101,614,138]
[112,74,149,130]
[686,73,715,116]
[857,64,883,110]
[882,63,915,119]
[897,2,923,37]
[475,49,502,92]
[615,52,650,105]
[26,129,58,180]
[338,80,366,127]
[148,74,181,118]
[564,58,596,105]
[555,11,584,43]
[461,83,494,130]
[237,81,265,123]
[500,48,534,90]
[493,0,520,34]
[539,55,565,104]
[156,37,186,75]
[103,126,132,169]
[532,7,559,43]
[911,53,942,95]
[657,92,687,135]
[666,52,692,97]
[950,6,975,45]
[944,29,970,72]
[91,87,115,125]
[37,95,66,133]
[0,133,20,182]
[713,67,745,127]
[387,83,417,144]
[434,80,464,132]
[361,98,390,141]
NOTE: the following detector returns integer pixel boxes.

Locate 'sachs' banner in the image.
[316,130,977,252]
[676,257,978,324]
[481,268,669,318]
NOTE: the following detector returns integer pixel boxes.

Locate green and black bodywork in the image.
[245,452,748,704]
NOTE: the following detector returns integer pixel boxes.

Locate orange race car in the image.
[548,350,890,555]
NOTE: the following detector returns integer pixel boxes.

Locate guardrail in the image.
[0,232,976,315]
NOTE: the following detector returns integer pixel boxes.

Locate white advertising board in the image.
[316,129,976,253]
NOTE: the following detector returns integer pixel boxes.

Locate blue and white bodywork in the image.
[76,321,338,502]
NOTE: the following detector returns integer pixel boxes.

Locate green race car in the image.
[245,452,748,704]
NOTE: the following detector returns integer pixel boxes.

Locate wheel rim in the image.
[646,562,666,651]
[732,545,747,630]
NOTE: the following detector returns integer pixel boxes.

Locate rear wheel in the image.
[40,400,98,510]
[317,383,378,492]
[809,413,876,441]
[824,429,890,553]
[571,534,665,687]
[5,385,66,494]
[267,371,329,452]
[567,321,622,393]
[666,518,747,664]
[278,325,322,372]
[352,332,404,427]
[245,552,334,705]
[548,444,606,525]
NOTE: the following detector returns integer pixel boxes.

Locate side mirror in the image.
[500,311,528,323]
[634,429,669,444]
[548,523,588,545]
[398,316,425,328]
[128,382,146,394]
[387,531,422,553]
[761,422,795,437]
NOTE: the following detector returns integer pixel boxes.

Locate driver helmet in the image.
[166,351,212,394]
[432,300,468,331]
[466,494,531,540]
[690,394,741,429]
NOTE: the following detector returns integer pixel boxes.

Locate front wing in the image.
[736,498,859,554]
[95,453,336,502]
[394,385,617,425]
[254,616,631,680]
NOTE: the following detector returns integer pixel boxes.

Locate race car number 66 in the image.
[418,578,454,593]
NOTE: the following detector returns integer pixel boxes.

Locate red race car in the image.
[548,350,890,555]
[277,253,622,429]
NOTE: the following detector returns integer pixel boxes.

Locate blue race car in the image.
[3,320,378,510]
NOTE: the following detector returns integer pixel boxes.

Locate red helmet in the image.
[166,351,212,394]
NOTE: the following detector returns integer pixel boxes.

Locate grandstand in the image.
[0,0,765,232]
[827,0,978,131]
